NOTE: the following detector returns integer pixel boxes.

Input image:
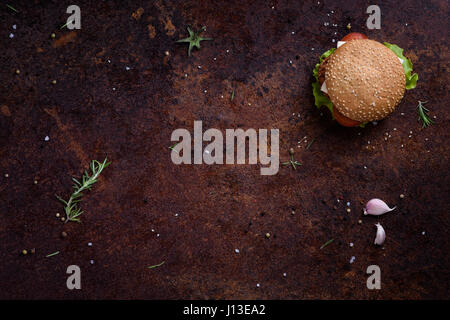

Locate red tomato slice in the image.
[341,32,368,41]
[333,108,361,127]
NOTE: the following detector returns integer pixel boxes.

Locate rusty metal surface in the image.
[0,0,449,299]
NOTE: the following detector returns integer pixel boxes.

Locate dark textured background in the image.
[0,0,448,299]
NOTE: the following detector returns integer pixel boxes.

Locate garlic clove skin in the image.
[374,223,386,245]
[363,198,396,216]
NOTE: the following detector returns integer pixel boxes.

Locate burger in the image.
[312,33,418,127]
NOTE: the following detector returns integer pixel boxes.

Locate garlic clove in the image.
[363,198,396,216]
[374,223,386,245]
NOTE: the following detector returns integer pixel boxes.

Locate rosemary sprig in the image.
[56,158,110,223]
[46,251,60,258]
[148,261,165,269]
[176,26,213,56]
[6,4,18,12]
[417,101,433,128]
[169,143,178,151]
[282,154,301,170]
[320,238,334,250]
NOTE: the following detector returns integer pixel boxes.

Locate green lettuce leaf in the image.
[384,42,418,90]
[312,80,333,115]
[312,48,335,116]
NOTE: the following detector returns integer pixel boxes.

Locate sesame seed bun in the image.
[324,39,405,122]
